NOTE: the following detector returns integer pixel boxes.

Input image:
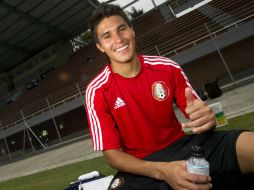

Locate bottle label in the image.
[187,164,209,176]
[215,111,228,127]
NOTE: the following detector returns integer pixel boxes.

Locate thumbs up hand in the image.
[182,87,216,133]
[185,87,195,107]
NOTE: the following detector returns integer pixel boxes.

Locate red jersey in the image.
[85,55,197,158]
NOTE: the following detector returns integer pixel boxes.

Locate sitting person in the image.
[85,3,254,190]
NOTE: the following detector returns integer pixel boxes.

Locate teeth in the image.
[115,45,128,52]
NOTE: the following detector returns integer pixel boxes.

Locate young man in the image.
[85,3,254,190]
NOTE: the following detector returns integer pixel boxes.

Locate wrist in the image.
[149,161,169,181]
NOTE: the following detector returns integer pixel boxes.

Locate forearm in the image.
[103,149,211,189]
[103,149,165,180]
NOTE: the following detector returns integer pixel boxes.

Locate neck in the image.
[111,55,141,78]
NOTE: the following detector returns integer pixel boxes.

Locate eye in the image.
[119,25,127,32]
[103,33,110,39]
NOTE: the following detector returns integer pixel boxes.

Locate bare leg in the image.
[236,132,254,173]
[236,131,254,189]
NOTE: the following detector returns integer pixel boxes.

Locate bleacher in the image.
[210,0,254,21]
[0,0,253,130]
[168,0,188,9]
[132,9,166,38]
[0,44,108,128]
[135,10,214,55]
[134,0,254,56]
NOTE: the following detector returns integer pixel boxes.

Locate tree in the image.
[128,7,144,20]
[81,29,93,45]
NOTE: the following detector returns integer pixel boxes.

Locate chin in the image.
[116,54,136,63]
[118,58,134,63]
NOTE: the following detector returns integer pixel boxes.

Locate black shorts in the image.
[108,130,253,190]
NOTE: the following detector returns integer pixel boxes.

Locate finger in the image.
[183,109,215,128]
[185,182,212,190]
[188,106,211,121]
[182,116,208,129]
[185,173,211,184]
[185,99,207,115]
[182,117,214,131]
[192,120,216,133]
[181,173,212,190]
[185,87,195,107]
[188,182,212,190]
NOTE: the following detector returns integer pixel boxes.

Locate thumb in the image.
[185,87,194,107]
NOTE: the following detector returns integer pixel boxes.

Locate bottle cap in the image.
[191,145,205,157]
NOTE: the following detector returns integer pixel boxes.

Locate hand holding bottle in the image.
[187,145,209,176]
[159,160,212,190]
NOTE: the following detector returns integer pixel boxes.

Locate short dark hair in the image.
[90,3,132,43]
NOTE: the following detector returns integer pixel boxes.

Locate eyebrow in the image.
[117,23,128,30]
[100,23,128,39]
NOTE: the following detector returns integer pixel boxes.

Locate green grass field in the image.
[0,112,253,190]
[0,157,116,190]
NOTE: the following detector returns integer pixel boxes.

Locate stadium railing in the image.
[0,0,253,130]
[140,0,254,56]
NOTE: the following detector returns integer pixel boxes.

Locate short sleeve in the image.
[171,63,199,117]
[85,87,121,151]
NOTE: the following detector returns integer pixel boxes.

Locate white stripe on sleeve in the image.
[86,67,111,150]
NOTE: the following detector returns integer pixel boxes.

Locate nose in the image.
[112,32,123,43]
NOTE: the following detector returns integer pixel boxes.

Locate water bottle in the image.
[186,145,209,176]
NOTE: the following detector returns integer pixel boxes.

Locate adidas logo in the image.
[114,97,126,109]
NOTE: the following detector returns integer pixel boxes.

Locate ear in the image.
[131,26,135,38]
[96,42,105,53]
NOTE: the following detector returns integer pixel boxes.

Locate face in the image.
[95,15,136,65]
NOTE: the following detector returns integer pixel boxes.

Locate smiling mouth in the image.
[115,45,128,52]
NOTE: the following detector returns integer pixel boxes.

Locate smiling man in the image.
[94,13,139,78]
[85,3,254,190]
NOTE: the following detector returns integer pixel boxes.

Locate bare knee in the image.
[236,132,254,173]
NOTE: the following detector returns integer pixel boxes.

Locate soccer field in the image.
[0,156,116,190]
[0,112,253,190]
